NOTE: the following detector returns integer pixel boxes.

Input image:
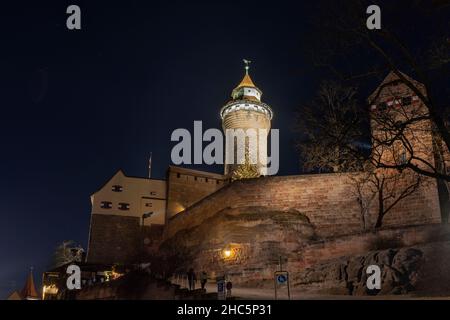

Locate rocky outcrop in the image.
[159,206,316,279]
[159,203,450,297]
[293,247,424,295]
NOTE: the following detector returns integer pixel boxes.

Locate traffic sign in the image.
[274,271,290,299]
[277,274,288,285]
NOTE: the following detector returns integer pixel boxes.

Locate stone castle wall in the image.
[87,214,165,264]
[164,172,441,241]
[165,166,229,219]
[87,214,141,264]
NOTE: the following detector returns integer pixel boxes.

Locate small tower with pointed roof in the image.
[20,267,40,300]
[220,60,273,178]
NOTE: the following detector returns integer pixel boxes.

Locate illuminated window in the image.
[100,201,112,209]
[118,203,130,210]
[112,185,123,192]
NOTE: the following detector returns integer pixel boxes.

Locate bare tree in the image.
[297,81,427,229]
[351,166,423,229]
[52,240,84,268]
[350,171,376,230]
[295,81,367,173]
[307,0,450,181]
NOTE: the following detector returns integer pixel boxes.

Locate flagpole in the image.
[148,152,152,179]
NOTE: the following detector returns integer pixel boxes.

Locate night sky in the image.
[0,1,448,298]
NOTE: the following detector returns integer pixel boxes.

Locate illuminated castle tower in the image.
[220,60,273,179]
[368,71,435,169]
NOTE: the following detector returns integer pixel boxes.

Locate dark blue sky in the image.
[0,0,448,298]
[0,0,315,297]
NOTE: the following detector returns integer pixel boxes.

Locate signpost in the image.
[274,256,290,300]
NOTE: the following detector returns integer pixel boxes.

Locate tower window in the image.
[100,201,112,209]
[118,203,130,210]
[205,178,208,183]
[378,102,388,111]
[402,96,412,106]
[112,185,123,192]
[177,173,181,178]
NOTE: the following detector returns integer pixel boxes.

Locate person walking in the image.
[226,281,232,298]
[200,271,207,290]
[187,268,196,291]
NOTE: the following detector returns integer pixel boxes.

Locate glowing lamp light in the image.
[105,270,123,282]
[223,249,232,258]
[222,246,237,260]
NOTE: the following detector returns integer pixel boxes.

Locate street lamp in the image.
[222,246,236,260]
[223,249,232,258]
[142,211,153,226]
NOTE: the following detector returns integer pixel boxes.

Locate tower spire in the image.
[20,267,39,300]
[235,59,257,91]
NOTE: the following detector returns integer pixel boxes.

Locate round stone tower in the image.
[220,61,273,179]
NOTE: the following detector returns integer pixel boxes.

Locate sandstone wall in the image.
[87,214,141,264]
[186,224,450,288]
[294,224,450,270]
[87,214,166,264]
[165,172,441,240]
[166,166,229,219]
